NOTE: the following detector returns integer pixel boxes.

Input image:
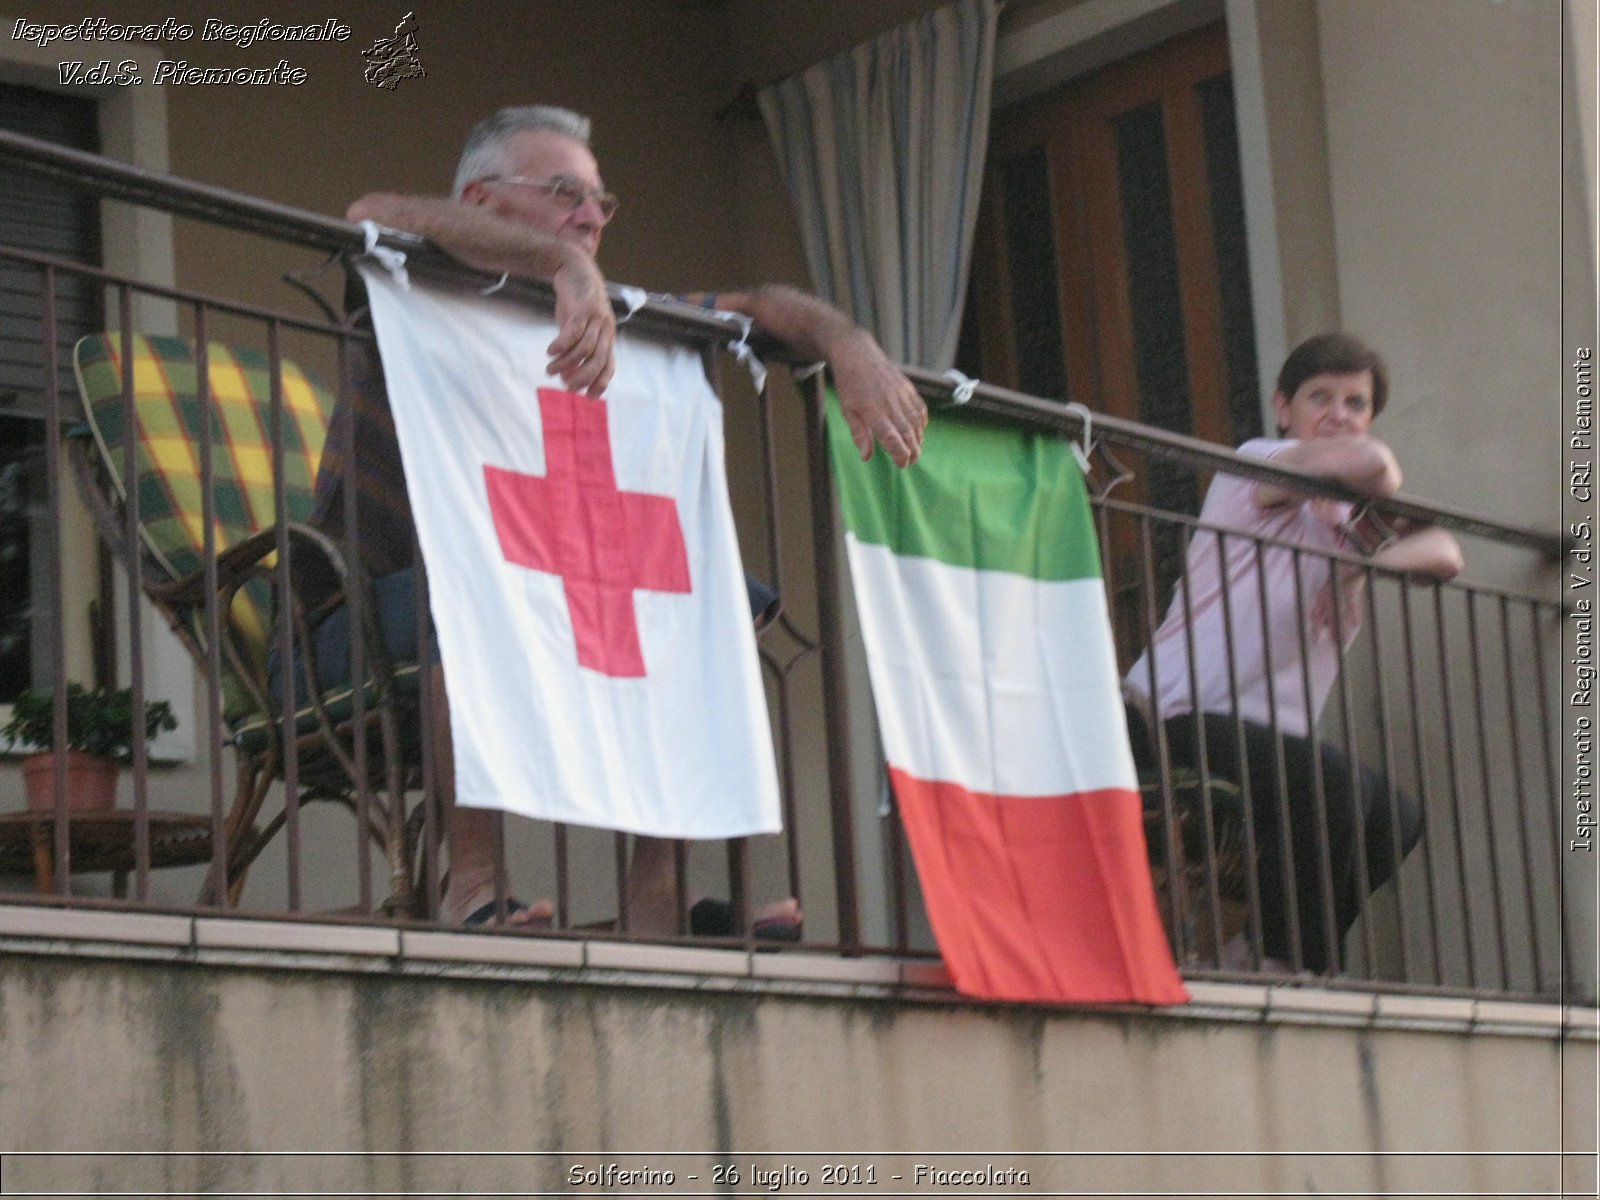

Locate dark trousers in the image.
[1129,707,1422,973]
[267,567,438,708]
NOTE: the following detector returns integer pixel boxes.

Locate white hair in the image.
[451,105,593,197]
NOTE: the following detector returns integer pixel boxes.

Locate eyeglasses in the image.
[481,174,619,222]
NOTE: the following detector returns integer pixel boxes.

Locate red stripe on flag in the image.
[889,767,1188,1006]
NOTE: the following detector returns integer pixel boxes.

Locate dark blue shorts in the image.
[267,567,439,706]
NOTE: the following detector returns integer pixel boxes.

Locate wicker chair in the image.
[1141,767,1249,961]
[69,332,429,913]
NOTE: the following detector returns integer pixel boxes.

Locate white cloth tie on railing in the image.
[615,285,649,323]
[1063,401,1095,476]
[358,220,410,290]
[717,309,768,395]
[943,368,978,405]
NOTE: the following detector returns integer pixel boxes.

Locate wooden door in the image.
[959,23,1261,660]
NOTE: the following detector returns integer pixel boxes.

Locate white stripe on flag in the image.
[360,267,780,838]
[846,535,1137,797]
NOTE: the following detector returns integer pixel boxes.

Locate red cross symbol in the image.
[485,387,691,678]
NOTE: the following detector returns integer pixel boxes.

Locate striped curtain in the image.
[757,0,999,370]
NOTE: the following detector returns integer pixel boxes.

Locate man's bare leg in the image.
[622,835,681,936]
[430,665,552,927]
[624,834,800,937]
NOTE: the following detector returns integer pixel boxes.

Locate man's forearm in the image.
[346,192,580,280]
[697,284,926,468]
[703,285,866,361]
[345,191,616,395]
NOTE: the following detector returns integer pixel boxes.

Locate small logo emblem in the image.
[362,11,426,90]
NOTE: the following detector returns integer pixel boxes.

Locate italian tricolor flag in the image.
[829,401,1187,1005]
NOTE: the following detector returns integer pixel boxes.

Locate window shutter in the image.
[0,83,102,417]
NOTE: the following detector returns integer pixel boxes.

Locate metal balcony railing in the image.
[0,129,1574,1003]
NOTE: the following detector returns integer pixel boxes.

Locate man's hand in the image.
[707,285,928,468]
[546,253,616,396]
[830,328,927,467]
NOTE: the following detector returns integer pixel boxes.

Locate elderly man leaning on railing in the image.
[1123,333,1464,977]
[295,103,926,936]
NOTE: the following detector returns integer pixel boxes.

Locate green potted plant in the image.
[3,684,177,812]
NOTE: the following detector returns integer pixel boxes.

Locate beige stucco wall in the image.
[1317,0,1567,553]
[0,927,1591,1194]
[1307,0,1583,993]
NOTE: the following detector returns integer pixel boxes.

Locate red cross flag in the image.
[358,266,780,837]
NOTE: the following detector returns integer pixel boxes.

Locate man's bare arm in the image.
[697,285,927,468]
[346,192,616,395]
[1257,435,1403,508]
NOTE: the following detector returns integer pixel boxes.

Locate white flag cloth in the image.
[359,266,781,837]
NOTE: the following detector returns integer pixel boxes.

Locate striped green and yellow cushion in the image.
[73,333,334,712]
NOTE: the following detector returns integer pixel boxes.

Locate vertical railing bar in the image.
[1433,582,1475,987]
[1527,601,1561,811]
[1498,593,1542,990]
[1362,566,1411,983]
[613,831,630,933]
[1257,540,1302,970]
[888,797,910,953]
[1326,557,1375,977]
[725,837,751,941]
[1095,501,1133,694]
[1526,599,1572,987]
[121,285,150,897]
[1093,501,1115,596]
[1398,580,1445,984]
[1097,501,1138,813]
[743,357,805,907]
[553,824,570,930]
[804,370,861,954]
[408,532,435,919]
[673,840,691,936]
[194,307,229,906]
[751,345,786,600]
[1215,529,1265,967]
[1176,532,1225,963]
[1464,591,1510,989]
[268,318,300,911]
[1290,548,1339,972]
[43,268,70,891]
[338,327,374,915]
[703,348,757,934]
[1137,512,1189,961]
[490,810,508,925]
[125,316,151,895]
[407,524,449,920]
[770,675,806,911]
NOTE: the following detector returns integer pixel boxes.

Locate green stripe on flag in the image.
[826,392,1103,582]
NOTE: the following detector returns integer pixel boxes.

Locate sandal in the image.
[689,897,802,942]
[462,897,553,928]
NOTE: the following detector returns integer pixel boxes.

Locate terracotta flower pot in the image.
[22,751,120,813]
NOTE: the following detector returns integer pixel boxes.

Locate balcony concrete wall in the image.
[0,910,1593,1196]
